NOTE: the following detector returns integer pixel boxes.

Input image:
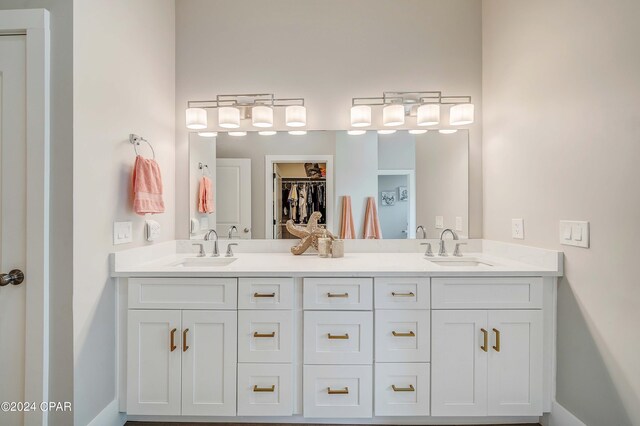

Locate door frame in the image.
[265,155,334,239]
[377,169,416,238]
[0,9,50,426]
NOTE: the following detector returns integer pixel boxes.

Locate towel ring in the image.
[199,162,209,176]
[130,134,156,160]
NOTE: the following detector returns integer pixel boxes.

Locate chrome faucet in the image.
[416,225,427,239]
[192,243,205,257]
[420,242,434,257]
[438,228,459,256]
[226,243,238,257]
[228,225,238,239]
[204,229,220,257]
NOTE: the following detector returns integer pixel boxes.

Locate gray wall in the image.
[378,175,409,239]
[175,0,483,239]
[483,1,640,424]
[0,2,74,425]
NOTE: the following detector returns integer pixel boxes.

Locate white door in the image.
[0,35,27,426]
[127,310,182,415]
[431,310,488,416]
[488,310,543,416]
[273,164,283,239]
[216,158,251,239]
[182,310,237,416]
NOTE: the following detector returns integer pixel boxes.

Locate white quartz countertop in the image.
[111,241,563,278]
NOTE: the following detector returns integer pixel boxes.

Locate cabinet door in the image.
[181,310,237,416]
[127,310,181,415]
[431,310,488,416]
[488,310,543,416]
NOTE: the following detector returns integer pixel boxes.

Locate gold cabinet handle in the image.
[392,330,416,337]
[253,331,276,338]
[170,328,177,352]
[391,291,415,297]
[492,328,500,352]
[253,385,276,392]
[327,292,349,298]
[254,292,276,298]
[327,387,349,395]
[392,384,415,392]
[481,328,488,352]
[182,328,189,352]
[328,333,349,339]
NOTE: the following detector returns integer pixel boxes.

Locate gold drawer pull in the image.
[327,292,349,298]
[253,331,276,338]
[481,328,488,352]
[391,291,415,297]
[254,292,276,298]
[253,385,276,392]
[328,333,349,339]
[327,387,349,395]
[182,328,189,352]
[392,384,415,392]
[170,328,177,352]
[492,328,501,352]
[392,331,416,337]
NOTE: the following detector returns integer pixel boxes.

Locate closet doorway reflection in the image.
[266,155,334,240]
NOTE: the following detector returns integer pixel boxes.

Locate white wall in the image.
[175,0,483,238]
[0,2,74,425]
[378,174,410,239]
[73,1,176,425]
[483,1,640,425]
[189,134,216,238]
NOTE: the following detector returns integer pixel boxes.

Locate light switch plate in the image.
[560,220,589,248]
[455,216,463,231]
[145,220,161,242]
[512,218,524,239]
[113,221,133,245]
[435,216,444,229]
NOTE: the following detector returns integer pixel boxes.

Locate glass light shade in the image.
[258,130,277,136]
[228,131,247,136]
[408,129,428,135]
[347,129,367,136]
[417,104,440,126]
[377,129,397,135]
[288,130,307,136]
[252,106,274,128]
[383,104,405,126]
[350,105,372,127]
[218,106,240,128]
[186,108,207,129]
[449,103,475,125]
[197,131,218,137]
[439,129,458,134]
[286,105,306,127]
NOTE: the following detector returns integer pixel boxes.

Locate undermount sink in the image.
[427,257,494,267]
[171,257,238,268]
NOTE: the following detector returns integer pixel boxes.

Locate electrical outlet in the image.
[512,218,524,239]
[113,221,133,245]
[455,216,463,231]
[435,216,444,229]
[560,220,589,248]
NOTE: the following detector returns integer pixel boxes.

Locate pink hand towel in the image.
[340,196,356,239]
[132,155,165,215]
[363,197,382,239]
[198,176,215,214]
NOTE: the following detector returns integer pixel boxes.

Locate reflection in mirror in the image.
[189,130,469,239]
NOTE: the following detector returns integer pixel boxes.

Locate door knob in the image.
[243,228,250,233]
[0,269,25,286]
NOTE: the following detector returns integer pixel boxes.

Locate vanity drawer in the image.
[303,278,373,310]
[431,277,543,309]
[374,277,430,309]
[303,365,372,418]
[237,363,293,416]
[304,311,373,364]
[128,278,237,310]
[374,363,430,416]
[238,278,294,310]
[375,310,430,363]
[238,310,293,363]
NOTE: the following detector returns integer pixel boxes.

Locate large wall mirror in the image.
[189,130,469,240]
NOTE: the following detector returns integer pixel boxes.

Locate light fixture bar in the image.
[187,93,304,109]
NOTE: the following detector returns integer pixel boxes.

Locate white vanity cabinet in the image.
[431,277,544,417]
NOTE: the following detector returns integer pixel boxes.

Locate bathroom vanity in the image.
[112,239,562,424]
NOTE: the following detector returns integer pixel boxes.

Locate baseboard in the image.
[541,400,586,426]
[88,399,126,426]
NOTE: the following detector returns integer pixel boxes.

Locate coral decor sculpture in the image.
[286,211,334,255]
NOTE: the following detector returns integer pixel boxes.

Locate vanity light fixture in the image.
[439,129,458,134]
[351,91,474,128]
[347,129,367,136]
[288,130,307,136]
[228,131,247,137]
[377,129,397,135]
[408,129,428,135]
[185,93,306,131]
[197,131,218,137]
[258,130,277,136]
